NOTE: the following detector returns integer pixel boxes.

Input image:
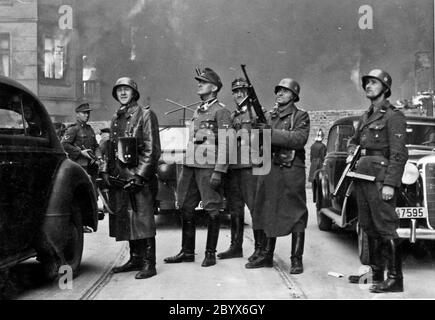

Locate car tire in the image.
[357,223,370,265]
[41,202,84,281]
[316,189,332,231]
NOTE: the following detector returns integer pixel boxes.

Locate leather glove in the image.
[209,171,222,190]
[124,175,144,193]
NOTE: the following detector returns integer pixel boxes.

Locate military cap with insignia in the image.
[195,67,223,91]
[75,102,92,113]
[231,78,249,91]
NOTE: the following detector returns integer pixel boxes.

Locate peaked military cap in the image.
[195,67,222,91]
[75,102,92,113]
[231,78,249,91]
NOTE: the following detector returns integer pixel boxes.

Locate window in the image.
[0,85,47,138]
[326,125,354,153]
[406,122,435,146]
[0,33,10,77]
[42,34,67,80]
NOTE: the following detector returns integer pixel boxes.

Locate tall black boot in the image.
[217,213,244,259]
[202,213,220,267]
[136,237,157,279]
[290,232,305,274]
[247,229,266,262]
[349,237,385,284]
[164,214,196,263]
[112,240,144,273]
[370,239,403,293]
[245,237,276,269]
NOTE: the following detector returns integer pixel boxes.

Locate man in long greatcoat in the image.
[100,77,161,279]
[246,78,310,275]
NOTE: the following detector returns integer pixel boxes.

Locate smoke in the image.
[350,53,362,92]
[128,0,147,19]
[76,0,434,123]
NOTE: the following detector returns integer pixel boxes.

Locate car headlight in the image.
[402,162,419,185]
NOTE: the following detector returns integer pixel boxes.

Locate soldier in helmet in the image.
[246,78,310,275]
[62,103,102,233]
[308,129,327,183]
[217,78,260,261]
[347,69,408,293]
[100,77,161,279]
[164,67,232,267]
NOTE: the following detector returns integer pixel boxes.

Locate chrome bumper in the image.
[397,228,435,240]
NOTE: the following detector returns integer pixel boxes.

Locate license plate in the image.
[395,207,428,219]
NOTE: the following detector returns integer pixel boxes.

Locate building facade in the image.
[0,0,102,122]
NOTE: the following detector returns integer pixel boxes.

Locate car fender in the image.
[38,159,98,254]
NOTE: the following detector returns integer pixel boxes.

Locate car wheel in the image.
[357,223,370,265]
[316,189,332,231]
[41,202,84,281]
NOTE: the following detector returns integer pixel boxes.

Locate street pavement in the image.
[11,189,435,300]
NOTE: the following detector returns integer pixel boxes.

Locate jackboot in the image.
[202,213,220,267]
[217,213,244,259]
[112,240,144,273]
[290,232,305,274]
[245,237,276,269]
[164,214,196,263]
[135,237,157,279]
[349,237,385,284]
[370,239,403,293]
[247,229,266,262]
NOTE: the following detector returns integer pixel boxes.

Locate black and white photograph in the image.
[1,0,435,307]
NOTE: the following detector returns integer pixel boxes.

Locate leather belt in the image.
[360,149,385,157]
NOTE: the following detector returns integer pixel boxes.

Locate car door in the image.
[0,83,62,261]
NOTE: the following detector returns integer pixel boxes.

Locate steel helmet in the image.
[274,78,300,102]
[361,69,392,98]
[315,129,325,141]
[112,77,140,101]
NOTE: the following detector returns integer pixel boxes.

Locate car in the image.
[155,124,227,216]
[0,76,98,283]
[312,115,435,264]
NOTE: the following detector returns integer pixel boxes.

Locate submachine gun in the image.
[333,145,376,197]
[240,64,267,124]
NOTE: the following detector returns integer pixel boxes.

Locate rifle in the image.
[240,64,267,124]
[332,145,376,197]
[108,175,145,212]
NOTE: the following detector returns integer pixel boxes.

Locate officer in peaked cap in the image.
[194,67,223,92]
[164,67,231,268]
[62,102,101,232]
[347,69,408,293]
[217,77,260,262]
[75,102,92,113]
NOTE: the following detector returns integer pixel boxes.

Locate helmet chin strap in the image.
[368,85,388,103]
